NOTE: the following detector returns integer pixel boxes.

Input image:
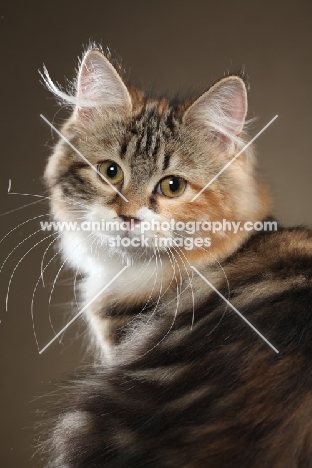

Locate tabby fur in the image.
[42,48,312,467]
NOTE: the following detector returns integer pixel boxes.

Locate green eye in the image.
[98,161,124,185]
[157,176,187,198]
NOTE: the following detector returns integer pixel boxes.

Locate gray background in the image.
[0,1,311,466]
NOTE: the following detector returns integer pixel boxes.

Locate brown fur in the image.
[41,49,312,467]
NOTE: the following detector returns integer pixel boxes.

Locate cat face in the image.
[44,49,270,267]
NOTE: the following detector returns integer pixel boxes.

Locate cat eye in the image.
[98,160,124,185]
[157,176,187,198]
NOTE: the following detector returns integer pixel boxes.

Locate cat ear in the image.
[75,50,132,116]
[183,76,247,151]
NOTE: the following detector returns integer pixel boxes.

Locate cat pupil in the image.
[108,164,117,177]
[169,177,180,192]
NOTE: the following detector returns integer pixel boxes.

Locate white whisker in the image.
[40,235,61,287]
[0,198,47,218]
[0,213,50,245]
[0,228,53,274]
[5,233,57,312]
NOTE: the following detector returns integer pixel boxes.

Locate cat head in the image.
[44,48,270,269]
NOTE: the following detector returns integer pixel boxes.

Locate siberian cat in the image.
[42,48,312,467]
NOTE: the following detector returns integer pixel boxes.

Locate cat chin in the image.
[58,228,157,278]
[103,242,155,264]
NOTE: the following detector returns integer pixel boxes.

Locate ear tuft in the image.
[76,49,132,115]
[183,76,248,150]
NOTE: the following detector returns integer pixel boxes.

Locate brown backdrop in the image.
[1,1,311,466]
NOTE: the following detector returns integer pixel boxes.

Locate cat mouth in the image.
[120,215,141,224]
[119,216,142,235]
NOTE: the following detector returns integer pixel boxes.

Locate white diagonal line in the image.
[39,265,129,354]
[191,115,278,202]
[40,114,129,202]
[191,266,279,354]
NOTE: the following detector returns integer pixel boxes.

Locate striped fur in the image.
[45,228,312,467]
[42,49,312,467]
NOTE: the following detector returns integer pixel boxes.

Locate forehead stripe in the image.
[162,153,171,171]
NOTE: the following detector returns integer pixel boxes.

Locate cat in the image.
[41,47,312,467]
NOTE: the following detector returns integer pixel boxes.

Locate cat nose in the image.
[119,214,141,225]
